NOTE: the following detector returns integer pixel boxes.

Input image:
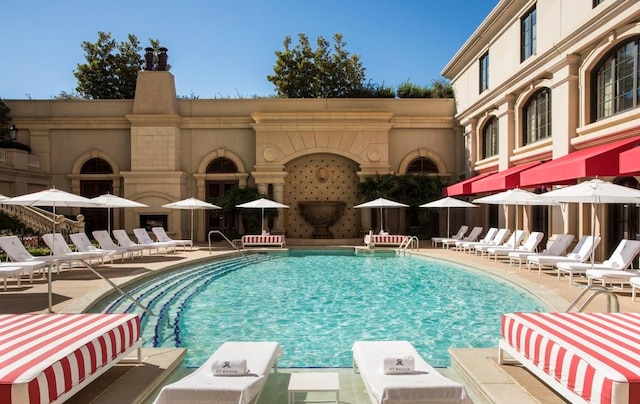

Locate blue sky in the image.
[1,1,498,99]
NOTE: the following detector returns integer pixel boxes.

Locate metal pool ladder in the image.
[208,230,246,257]
[397,236,420,256]
[565,284,620,312]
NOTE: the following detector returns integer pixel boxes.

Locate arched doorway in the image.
[205,157,239,236]
[79,158,113,236]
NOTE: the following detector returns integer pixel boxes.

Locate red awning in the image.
[619,146,640,174]
[520,136,640,187]
[443,172,494,196]
[470,161,542,194]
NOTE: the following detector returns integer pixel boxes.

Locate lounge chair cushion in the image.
[352,341,471,404]
[154,341,283,404]
[0,313,140,404]
[500,312,640,404]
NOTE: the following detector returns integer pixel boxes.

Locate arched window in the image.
[406,157,438,174]
[206,157,237,173]
[80,158,112,174]
[592,36,640,122]
[523,88,551,146]
[482,116,499,158]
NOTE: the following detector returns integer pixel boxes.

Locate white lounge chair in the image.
[133,228,175,254]
[575,239,640,286]
[508,234,574,269]
[0,262,44,290]
[111,229,156,257]
[455,227,498,253]
[557,239,640,284]
[0,235,74,273]
[441,226,483,249]
[475,229,522,258]
[152,226,193,250]
[631,277,640,301]
[43,233,113,265]
[153,341,283,404]
[526,235,601,275]
[352,340,472,404]
[487,231,544,261]
[70,232,128,262]
[92,230,138,259]
[431,225,468,248]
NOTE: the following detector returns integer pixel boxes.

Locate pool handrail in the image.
[44,257,154,317]
[208,230,246,257]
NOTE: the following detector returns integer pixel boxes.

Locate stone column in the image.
[272,183,285,233]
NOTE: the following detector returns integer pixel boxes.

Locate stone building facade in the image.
[3,72,459,241]
[442,0,640,258]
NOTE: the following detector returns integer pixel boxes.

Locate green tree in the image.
[268,33,368,98]
[397,79,454,99]
[72,32,165,99]
[0,99,11,139]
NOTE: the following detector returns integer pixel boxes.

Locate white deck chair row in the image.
[508,234,574,269]
[474,229,518,257]
[526,235,601,275]
[42,233,115,265]
[442,226,483,248]
[454,227,499,253]
[431,225,468,248]
[487,231,544,261]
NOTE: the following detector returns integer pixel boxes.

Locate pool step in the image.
[101,254,274,347]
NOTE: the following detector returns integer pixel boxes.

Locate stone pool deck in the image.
[1,242,636,403]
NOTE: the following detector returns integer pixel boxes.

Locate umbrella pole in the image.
[52,204,56,255]
[591,202,597,268]
[446,207,450,237]
[261,208,265,232]
[379,207,383,233]
[48,264,54,312]
[190,208,194,244]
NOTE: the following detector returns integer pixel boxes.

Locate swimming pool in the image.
[91,249,545,368]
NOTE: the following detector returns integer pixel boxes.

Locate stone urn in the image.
[298,201,346,239]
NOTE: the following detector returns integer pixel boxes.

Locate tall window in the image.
[593,0,604,7]
[521,6,537,62]
[479,52,489,93]
[592,36,640,122]
[523,88,552,145]
[482,117,499,158]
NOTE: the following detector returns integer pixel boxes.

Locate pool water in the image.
[93,250,545,368]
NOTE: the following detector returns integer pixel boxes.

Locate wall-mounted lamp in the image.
[8,125,18,141]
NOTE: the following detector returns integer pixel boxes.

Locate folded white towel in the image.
[211,359,248,376]
[382,356,415,374]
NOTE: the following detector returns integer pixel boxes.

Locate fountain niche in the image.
[298,201,346,239]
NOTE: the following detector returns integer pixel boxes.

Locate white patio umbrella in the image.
[162,197,221,244]
[354,197,409,233]
[420,197,477,238]
[90,193,148,234]
[236,198,289,232]
[534,178,640,265]
[2,187,102,238]
[1,187,102,311]
[473,188,556,233]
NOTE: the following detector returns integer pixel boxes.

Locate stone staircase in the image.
[0,204,85,239]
